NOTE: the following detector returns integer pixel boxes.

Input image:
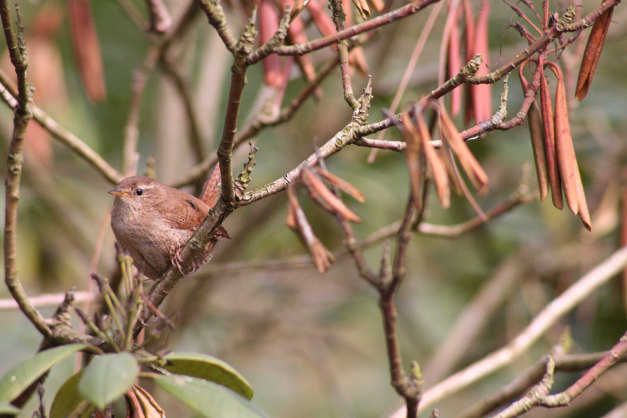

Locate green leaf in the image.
[154,375,267,418]
[0,401,19,415]
[0,344,86,403]
[78,352,138,409]
[49,370,93,418]
[163,352,254,400]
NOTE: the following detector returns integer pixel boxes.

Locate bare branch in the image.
[404,246,627,415]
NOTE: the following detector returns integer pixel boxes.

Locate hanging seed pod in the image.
[472,0,492,122]
[286,186,335,273]
[575,6,614,101]
[548,63,591,229]
[415,111,450,208]
[439,107,489,194]
[539,62,563,209]
[519,61,548,200]
[400,113,424,206]
[447,2,463,117]
[301,168,361,223]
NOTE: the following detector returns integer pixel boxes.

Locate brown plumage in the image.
[109,176,226,280]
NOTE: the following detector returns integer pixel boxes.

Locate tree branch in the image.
[1,2,51,338]
[403,246,627,415]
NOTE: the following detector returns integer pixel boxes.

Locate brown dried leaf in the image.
[575,167,591,230]
[540,65,563,210]
[400,113,423,204]
[352,0,371,19]
[68,0,106,102]
[575,6,614,101]
[447,3,463,117]
[527,100,549,201]
[440,107,489,194]
[315,167,365,202]
[415,112,450,208]
[549,64,580,214]
[308,0,337,38]
[286,186,335,273]
[302,168,361,223]
[463,0,476,124]
[472,0,492,122]
[368,0,384,12]
[133,385,165,418]
[258,0,284,88]
[283,2,317,85]
[437,146,464,196]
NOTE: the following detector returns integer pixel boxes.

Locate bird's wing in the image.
[153,193,209,231]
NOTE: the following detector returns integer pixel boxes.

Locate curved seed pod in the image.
[539,62,563,209]
[519,62,548,201]
[549,64,579,214]
[575,6,614,101]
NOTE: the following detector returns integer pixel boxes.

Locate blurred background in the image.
[0,0,626,416]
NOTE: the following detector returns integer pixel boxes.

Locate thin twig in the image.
[387,246,627,415]
[252,0,440,62]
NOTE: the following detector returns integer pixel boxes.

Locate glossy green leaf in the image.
[154,375,267,418]
[78,352,138,409]
[0,344,86,403]
[0,401,19,415]
[163,352,254,400]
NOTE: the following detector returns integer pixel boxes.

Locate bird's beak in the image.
[108,189,134,198]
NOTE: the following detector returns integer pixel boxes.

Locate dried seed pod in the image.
[539,63,563,209]
[315,167,365,202]
[286,186,335,273]
[550,64,579,214]
[527,100,549,200]
[439,107,489,194]
[415,112,450,208]
[400,113,424,205]
[301,168,361,223]
[575,6,614,101]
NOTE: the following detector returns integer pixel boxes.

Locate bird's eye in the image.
[136,188,143,196]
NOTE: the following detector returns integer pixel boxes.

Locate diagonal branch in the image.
[400,246,627,415]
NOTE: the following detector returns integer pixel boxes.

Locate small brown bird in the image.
[109,176,227,280]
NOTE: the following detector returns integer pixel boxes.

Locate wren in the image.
[109,176,226,280]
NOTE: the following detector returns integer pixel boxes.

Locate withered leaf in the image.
[415,112,450,208]
[302,168,361,223]
[286,186,335,273]
[315,167,365,203]
[400,113,423,205]
[439,107,489,194]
